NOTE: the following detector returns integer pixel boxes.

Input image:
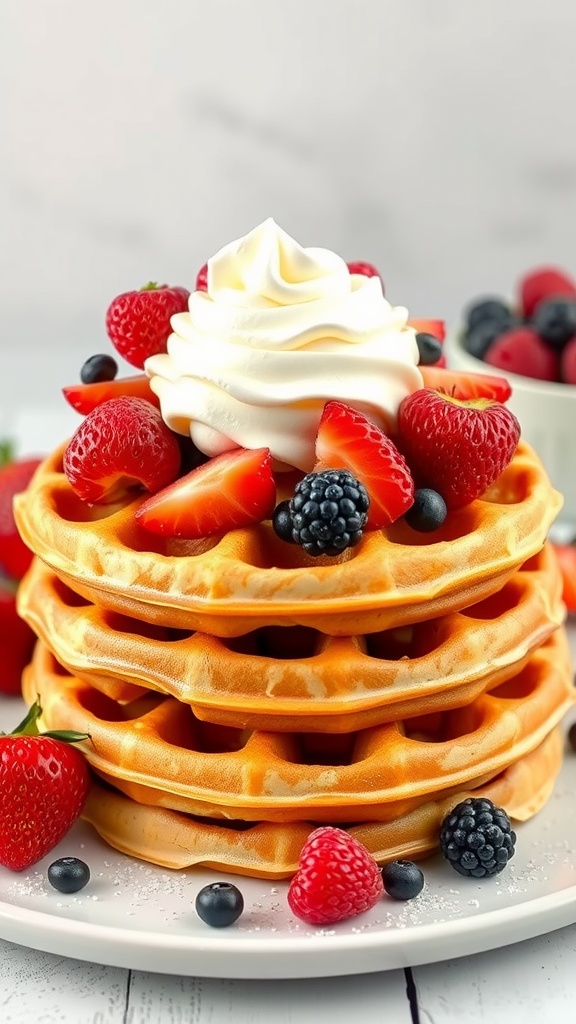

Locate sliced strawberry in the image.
[314,402,414,529]
[420,365,512,403]
[63,374,160,415]
[136,447,276,539]
[408,319,446,342]
[552,544,576,613]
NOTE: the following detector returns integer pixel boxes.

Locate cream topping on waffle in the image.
[145,219,422,470]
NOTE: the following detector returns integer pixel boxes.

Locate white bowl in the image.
[444,333,576,528]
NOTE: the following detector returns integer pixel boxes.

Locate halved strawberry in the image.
[136,447,276,539]
[420,365,512,403]
[62,374,158,413]
[552,544,576,613]
[62,375,160,415]
[314,402,414,529]
[408,319,445,342]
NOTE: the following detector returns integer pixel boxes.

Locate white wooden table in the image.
[2,409,576,1023]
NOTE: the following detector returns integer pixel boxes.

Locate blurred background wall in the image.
[2,0,576,432]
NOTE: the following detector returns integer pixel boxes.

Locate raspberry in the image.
[288,827,384,925]
[519,267,576,318]
[439,797,516,878]
[284,469,369,557]
[560,335,576,384]
[195,263,208,292]
[484,327,560,382]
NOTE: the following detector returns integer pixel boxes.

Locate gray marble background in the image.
[2,0,576,435]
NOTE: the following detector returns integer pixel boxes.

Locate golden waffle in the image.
[23,631,572,826]
[14,440,562,637]
[19,545,566,732]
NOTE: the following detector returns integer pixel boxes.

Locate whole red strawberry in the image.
[397,388,521,510]
[0,455,42,580]
[0,700,90,871]
[63,396,182,504]
[287,827,384,926]
[0,582,37,695]
[105,283,190,369]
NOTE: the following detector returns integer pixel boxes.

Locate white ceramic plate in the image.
[1,625,576,981]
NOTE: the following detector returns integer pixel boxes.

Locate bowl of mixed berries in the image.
[445,266,576,526]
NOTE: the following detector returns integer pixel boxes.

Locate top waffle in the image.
[14,440,562,637]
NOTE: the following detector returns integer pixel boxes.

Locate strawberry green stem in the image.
[140,282,166,292]
[0,439,14,468]
[1,698,90,743]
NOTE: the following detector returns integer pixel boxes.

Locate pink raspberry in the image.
[484,327,560,382]
[287,827,383,926]
[519,267,576,318]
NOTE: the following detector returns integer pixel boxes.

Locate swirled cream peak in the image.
[146,219,423,470]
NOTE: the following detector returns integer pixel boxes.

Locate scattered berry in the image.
[136,446,276,539]
[346,261,383,289]
[560,335,576,385]
[415,332,443,366]
[0,701,90,872]
[519,266,576,318]
[48,856,90,893]
[381,860,425,900]
[272,499,296,543]
[287,826,384,926]
[439,797,516,878]
[465,298,513,333]
[552,543,576,613]
[419,365,511,403]
[407,319,446,342]
[532,297,576,350]
[105,283,190,369]
[284,469,369,557]
[463,319,509,361]
[80,354,118,385]
[315,402,414,529]
[397,388,521,509]
[483,327,560,382]
[195,263,208,292]
[0,583,37,695]
[195,882,244,927]
[0,456,42,580]
[404,488,447,532]
[63,397,181,504]
[62,374,160,415]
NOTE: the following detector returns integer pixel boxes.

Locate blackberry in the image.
[439,797,516,878]
[283,469,369,557]
[80,353,118,384]
[195,882,244,927]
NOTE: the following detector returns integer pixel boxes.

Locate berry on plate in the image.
[381,859,425,900]
[0,454,42,580]
[439,797,516,878]
[195,882,244,927]
[314,401,415,529]
[62,374,160,415]
[0,581,37,695]
[287,826,384,926]
[105,283,190,369]
[136,446,276,539]
[419,365,512,404]
[63,397,181,504]
[483,327,560,382]
[397,388,521,509]
[48,856,91,893]
[0,700,90,871]
[277,468,369,557]
[519,266,576,319]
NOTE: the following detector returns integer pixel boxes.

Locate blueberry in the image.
[463,319,508,361]
[80,353,118,384]
[272,500,296,543]
[404,489,447,532]
[532,297,576,349]
[195,882,244,928]
[415,332,442,366]
[465,298,512,332]
[47,857,90,893]
[382,860,425,900]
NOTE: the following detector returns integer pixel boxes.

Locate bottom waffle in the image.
[81,728,563,878]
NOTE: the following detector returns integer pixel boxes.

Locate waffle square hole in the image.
[53,488,124,525]
[225,626,319,660]
[81,687,164,723]
[290,732,357,766]
[460,581,520,620]
[100,609,192,643]
[365,622,443,660]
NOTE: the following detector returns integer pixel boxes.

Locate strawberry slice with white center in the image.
[63,374,160,415]
[314,402,414,529]
[136,447,276,539]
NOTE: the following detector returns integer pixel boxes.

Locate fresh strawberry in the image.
[195,263,208,291]
[314,402,414,529]
[519,267,576,318]
[136,447,276,539]
[553,544,576,613]
[0,582,37,695]
[287,826,384,926]
[62,374,160,415]
[419,365,512,403]
[346,261,384,289]
[484,327,560,382]
[105,283,190,369]
[63,397,181,504]
[0,700,90,871]
[408,318,446,343]
[397,389,521,509]
[0,456,42,580]
[560,335,576,385]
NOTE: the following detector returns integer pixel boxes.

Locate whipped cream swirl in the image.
[146,219,422,470]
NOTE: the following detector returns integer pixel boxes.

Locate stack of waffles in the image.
[14,438,573,879]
